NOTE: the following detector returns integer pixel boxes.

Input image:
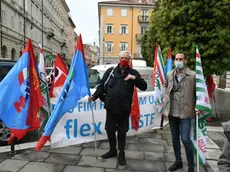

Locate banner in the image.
[50,91,164,149]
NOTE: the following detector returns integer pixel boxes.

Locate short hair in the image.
[175,51,187,59]
[118,51,131,59]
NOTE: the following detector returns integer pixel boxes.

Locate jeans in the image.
[168,115,194,168]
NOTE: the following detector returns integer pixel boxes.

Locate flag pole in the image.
[196,115,199,172]
[90,102,98,159]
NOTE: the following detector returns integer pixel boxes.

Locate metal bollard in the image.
[9,137,17,155]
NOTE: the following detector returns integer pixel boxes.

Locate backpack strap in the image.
[104,67,114,89]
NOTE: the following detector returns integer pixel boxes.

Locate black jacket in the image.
[93,65,147,113]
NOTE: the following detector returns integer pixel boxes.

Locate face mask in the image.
[120,59,129,67]
[174,61,184,69]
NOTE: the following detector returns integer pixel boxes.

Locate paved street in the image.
[0,124,223,172]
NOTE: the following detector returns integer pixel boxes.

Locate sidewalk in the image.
[0,125,222,172]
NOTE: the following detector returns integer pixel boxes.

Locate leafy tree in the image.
[141,0,230,76]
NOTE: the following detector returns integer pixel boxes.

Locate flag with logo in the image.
[38,43,51,136]
[36,34,91,151]
[130,59,140,131]
[48,53,68,98]
[0,39,43,143]
[190,45,213,165]
[152,44,166,115]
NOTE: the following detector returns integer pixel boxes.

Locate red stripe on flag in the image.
[168,48,172,58]
[196,53,200,58]
[26,39,43,130]
[152,43,158,86]
[18,71,24,86]
[8,128,28,144]
[36,135,50,151]
[75,34,85,60]
[39,47,43,54]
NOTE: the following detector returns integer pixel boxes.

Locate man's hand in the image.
[195,109,203,115]
[124,74,136,81]
[88,96,95,102]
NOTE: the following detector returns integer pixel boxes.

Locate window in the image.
[141,9,149,16]
[19,0,23,7]
[19,21,22,33]
[121,9,127,16]
[105,24,113,34]
[25,0,28,12]
[141,9,149,21]
[107,8,113,16]
[120,42,128,51]
[120,25,128,34]
[141,26,147,34]
[11,16,15,29]
[1,10,6,25]
[105,42,114,52]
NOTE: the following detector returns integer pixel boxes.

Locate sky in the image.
[66,0,102,46]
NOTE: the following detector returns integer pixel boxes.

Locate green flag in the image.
[190,45,213,165]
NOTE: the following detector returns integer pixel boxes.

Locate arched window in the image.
[1,45,7,58]
[11,48,16,60]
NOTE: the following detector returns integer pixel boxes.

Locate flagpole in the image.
[90,102,98,159]
[196,115,199,172]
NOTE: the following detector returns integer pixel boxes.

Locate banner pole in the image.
[90,102,98,159]
[196,115,199,172]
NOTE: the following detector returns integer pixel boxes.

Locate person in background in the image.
[88,51,147,165]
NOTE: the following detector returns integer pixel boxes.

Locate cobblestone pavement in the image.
[0,125,222,172]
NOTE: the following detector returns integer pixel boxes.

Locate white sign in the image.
[50,91,165,149]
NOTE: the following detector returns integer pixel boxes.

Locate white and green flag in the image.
[152,44,166,114]
[38,43,51,136]
[190,45,213,165]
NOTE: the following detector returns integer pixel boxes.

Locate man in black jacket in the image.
[88,51,147,165]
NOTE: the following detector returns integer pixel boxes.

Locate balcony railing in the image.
[138,15,149,23]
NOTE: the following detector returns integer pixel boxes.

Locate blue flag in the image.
[0,39,42,142]
[36,34,90,150]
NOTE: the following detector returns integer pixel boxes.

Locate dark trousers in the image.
[168,115,194,168]
[105,111,130,152]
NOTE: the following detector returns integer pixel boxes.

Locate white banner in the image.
[50,91,166,149]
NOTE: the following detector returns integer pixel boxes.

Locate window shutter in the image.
[126,26,128,34]
[105,25,107,34]
[111,44,114,52]
[119,26,122,34]
[119,43,122,51]
[105,43,107,52]
[112,26,114,34]
[125,43,128,51]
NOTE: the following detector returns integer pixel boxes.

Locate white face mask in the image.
[174,61,184,69]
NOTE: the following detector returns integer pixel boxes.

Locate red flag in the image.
[130,60,140,131]
[26,39,43,129]
[49,53,68,97]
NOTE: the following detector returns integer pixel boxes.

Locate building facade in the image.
[84,43,100,67]
[98,0,154,64]
[0,0,77,66]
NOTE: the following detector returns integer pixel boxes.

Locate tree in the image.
[141,0,230,76]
